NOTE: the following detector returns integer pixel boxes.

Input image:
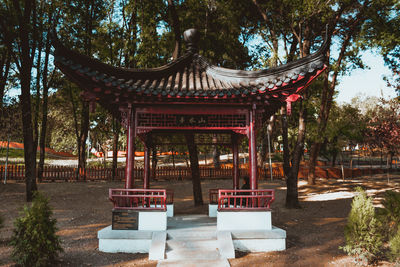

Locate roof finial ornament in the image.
[184,28,199,53]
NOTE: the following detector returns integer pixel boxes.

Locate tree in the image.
[10,192,63,266]
[319,103,366,166]
[59,0,107,180]
[307,0,393,185]
[364,98,400,168]
[37,0,58,182]
[360,0,400,92]
[0,0,39,201]
[341,187,383,264]
[251,0,329,207]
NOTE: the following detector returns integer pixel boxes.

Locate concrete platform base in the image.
[98,226,153,253]
[98,214,286,264]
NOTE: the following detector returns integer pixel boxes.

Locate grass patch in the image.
[0,148,25,158]
[0,148,76,162]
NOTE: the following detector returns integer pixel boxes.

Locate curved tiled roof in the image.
[52,29,327,116]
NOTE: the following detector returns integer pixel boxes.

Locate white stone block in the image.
[217,231,235,259]
[167,204,174,217]
[217,211,272,231]
[99,239,151,253]
[139,211,167,231]
[149,231,166,260]
[233,238,286,252]
[208,204,218,217]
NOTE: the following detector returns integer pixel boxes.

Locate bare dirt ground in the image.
[1,174,399,267]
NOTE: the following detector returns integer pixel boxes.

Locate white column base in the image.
[166,204,174,217]
[208,204,218,217]
[217,211,272,231]
[139,211,167,231]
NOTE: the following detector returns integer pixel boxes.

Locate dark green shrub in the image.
[378,190,400,238]
[389,226,400,262]
[341,187,383,265]
[10,192,63,267]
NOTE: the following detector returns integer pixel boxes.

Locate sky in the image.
[335,50,397,104]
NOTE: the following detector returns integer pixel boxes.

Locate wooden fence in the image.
[0,165,284,182]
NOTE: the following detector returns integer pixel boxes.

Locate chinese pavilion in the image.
[53,28,327,191]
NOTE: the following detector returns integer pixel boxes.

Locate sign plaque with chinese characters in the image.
[112,209,138,230]
[176,115,208,126]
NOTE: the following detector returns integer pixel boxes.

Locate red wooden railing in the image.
[217,189,275,211]
[0,165,285,181]
[109,188,174,211]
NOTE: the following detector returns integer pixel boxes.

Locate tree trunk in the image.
[260,115,276,166]
[78,101,89,180]
[38,22,52,182]
[33,23,43,153]
[285,99,307,209]
[21,74,37,201]
[307,142,320,185]
[282,23,312,208]
[280,106,290,175]
[112,118,120,180]
[152,145,157,179]
[331,150,337,167]
[185,132,203,206]
[171,147,175,168]
[167,0,181,60]
[212,134,220,168]
[308,17,361,184]
[0,50,11,109]
[388,152,393,170]
[15,0,37,202]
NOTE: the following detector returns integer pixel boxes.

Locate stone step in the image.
[167,230,216,240]
[149,231,167,260]
[165,247,221,260]
[166,239,217,250]
[217,231,235,259]
[157,258,230,267]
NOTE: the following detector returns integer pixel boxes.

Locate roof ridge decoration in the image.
[52,28,328,115]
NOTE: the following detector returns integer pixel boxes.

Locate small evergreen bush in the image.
[389,226,400,262]
[341,187,383,265]
[378,190,400,238]
[10,192,63,267]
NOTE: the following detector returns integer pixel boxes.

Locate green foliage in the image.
[389,226,400,262]
[341,187,383,264]
[0,148,26,158]
[364,98,400,157]
[378,190,400,239]
[10,192,63,267]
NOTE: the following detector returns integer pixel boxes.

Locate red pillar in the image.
[125,108,135,189]
[232,133,239,189]
[248,108,258,189]
[143,140,150,189]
